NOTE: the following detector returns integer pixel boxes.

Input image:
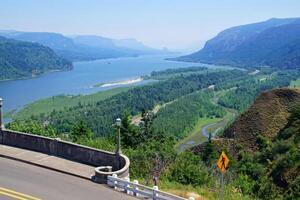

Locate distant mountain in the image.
[0,31,169,61]
[73,35,116,49]
[0,31,76,50]
[177,18,300,69]
[0,36,72,81]
[73,35,168,54]
[113,38,163,53]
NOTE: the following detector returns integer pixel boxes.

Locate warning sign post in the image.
[217,151,229,200]
[217,151,229,173]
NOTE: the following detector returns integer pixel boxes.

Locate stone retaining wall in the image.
[0,129,129,182]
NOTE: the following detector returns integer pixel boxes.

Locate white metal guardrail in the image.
[107,174,195,200]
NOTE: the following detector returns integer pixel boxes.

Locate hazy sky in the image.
[0,0,299,50]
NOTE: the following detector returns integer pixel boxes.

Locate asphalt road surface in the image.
[0,157,136,200]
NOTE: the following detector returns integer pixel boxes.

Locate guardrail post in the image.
[0,98,4,130]
[153,186,159,200]
[112,174,118,190]
[124,177,131,195]
[133,180,139,197]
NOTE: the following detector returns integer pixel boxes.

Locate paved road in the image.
[0,158,136,200]
[201,122,218,138]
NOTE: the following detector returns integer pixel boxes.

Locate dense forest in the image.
[218,70,300,111]
[0,36,72,80]
[143,66,209,80]
[152,91,226,139]
[30,69,247,136]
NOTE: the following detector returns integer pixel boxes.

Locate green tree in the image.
[126,134,176,180]
[70,121,93,143]
[164,151,211,187]
[7,120,57,138]
[140,109,154,139]
[120,111,140,148]
[202,132,217,164]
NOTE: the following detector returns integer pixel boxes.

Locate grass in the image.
[136,179,253,200]
[12,86,132,120]
[161,181,254,200]
[289,77,300,88]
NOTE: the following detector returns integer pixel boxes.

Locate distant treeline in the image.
[150,66,207,76]
[142,66,209,80]
[218,70,300,111]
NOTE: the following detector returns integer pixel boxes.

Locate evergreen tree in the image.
[140,109,155,140]
[120,111,140,148]
[70,121,93,143]
[202,132,216,164]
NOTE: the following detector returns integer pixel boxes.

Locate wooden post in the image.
[220,172,224,200]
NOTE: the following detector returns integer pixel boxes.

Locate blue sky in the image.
[0,0,299,50]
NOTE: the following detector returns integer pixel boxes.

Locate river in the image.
[0,54,228,112]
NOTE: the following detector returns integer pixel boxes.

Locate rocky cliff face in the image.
[177,18,300,69]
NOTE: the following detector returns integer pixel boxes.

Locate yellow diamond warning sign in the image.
[217,151,229,173]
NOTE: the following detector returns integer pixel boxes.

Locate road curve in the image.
[201,122,217,138]
[0,157,136,200]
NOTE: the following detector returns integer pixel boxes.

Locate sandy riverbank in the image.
[95,77,143,88]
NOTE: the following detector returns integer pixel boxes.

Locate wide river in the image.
[0,54,228,112]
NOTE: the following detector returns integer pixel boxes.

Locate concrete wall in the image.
[0,129,129,181]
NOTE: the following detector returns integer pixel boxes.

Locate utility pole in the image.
[0,98,4,130]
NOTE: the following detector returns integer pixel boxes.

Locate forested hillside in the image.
[177,18,300,69]
[0,36,72,81]
[193,89,300,199]
[152,91,226,139]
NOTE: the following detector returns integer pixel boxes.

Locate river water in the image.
[0,54,227,112]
